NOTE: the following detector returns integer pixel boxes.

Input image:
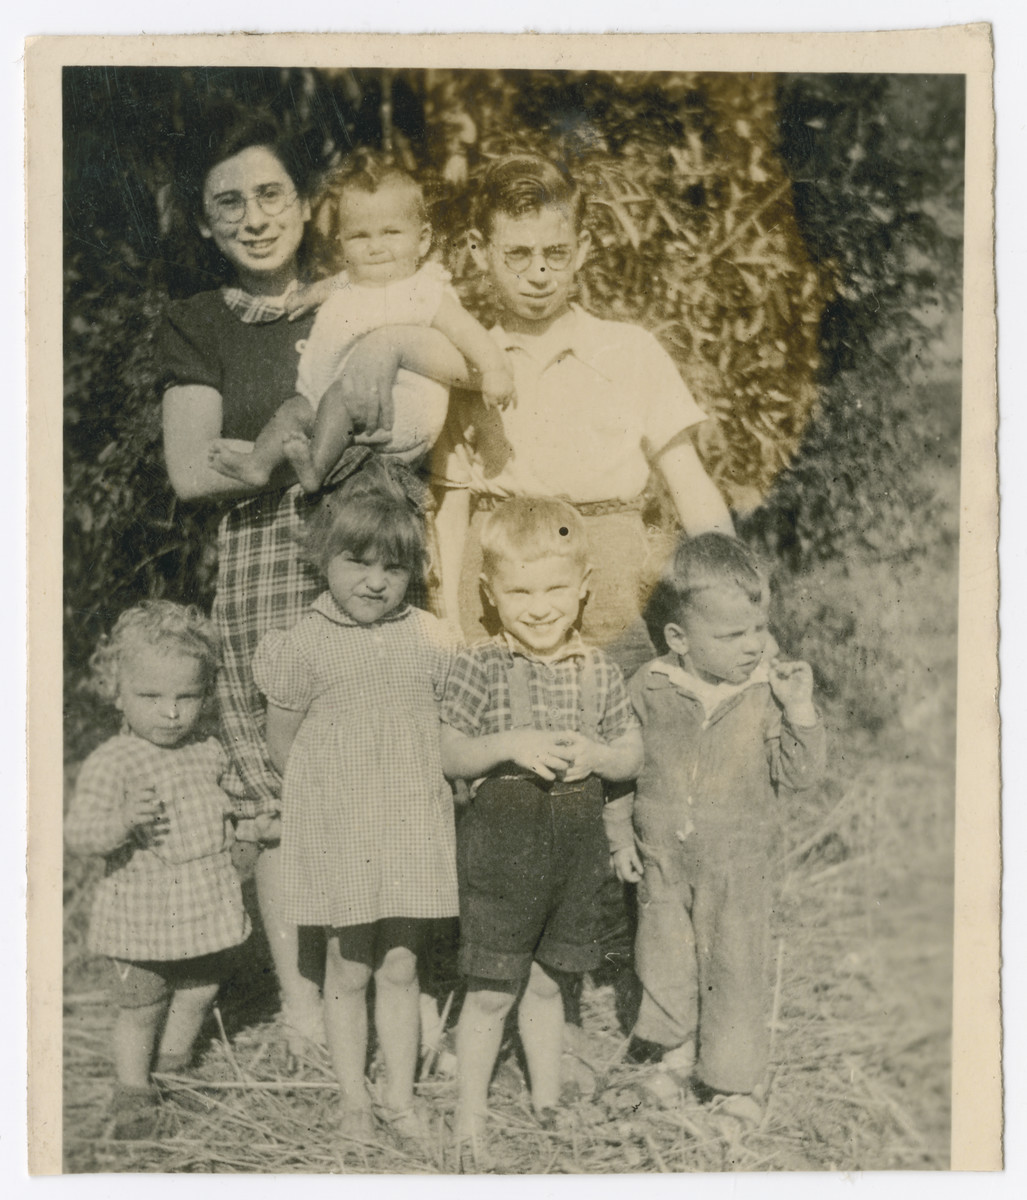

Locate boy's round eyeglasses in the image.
[209,185,298,225]
[494,245,575,273]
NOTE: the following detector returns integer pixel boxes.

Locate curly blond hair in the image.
[89,600,221,704]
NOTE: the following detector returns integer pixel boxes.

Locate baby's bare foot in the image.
[209,440,271,486]
[283,433,324,494]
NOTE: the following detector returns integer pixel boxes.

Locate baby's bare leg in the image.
[210,395,314,486]
[284,377,357,493]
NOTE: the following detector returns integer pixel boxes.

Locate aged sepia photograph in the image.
[28,28,998,1178]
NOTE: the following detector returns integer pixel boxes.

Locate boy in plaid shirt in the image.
[440,497,643,1169]
[66,602,249,1139]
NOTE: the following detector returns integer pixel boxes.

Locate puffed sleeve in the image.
[252,629,316,713]
[156,297,223,393]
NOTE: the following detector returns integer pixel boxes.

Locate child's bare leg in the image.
[254,844,324,1045]
[324,937,373,1115]
[114,999,168,1087]
[210,395,313,486]
[156,981,219,1070]
[518,962,564,1114]
[455,980,518,1138]
[373,946,421,1113]
[284,378,356,493]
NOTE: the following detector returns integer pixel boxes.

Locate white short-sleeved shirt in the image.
[433,305,707,503]
[296,262,452,465]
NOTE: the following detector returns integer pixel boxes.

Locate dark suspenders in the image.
[504,651,601,738]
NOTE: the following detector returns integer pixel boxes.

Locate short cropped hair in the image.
[647,533,767,633]
[298,458,427,577]
[479,497,589,579]
[89,600,221,704]
[473,154,586,239]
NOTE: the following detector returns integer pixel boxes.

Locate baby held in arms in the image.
[210,151,513,492]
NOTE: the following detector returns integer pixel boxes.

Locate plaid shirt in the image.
[440,632,637,745]
[65,734,250,961]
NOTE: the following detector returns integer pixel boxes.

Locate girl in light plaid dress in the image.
[65,602,250,1140]
[253,455,457,1159]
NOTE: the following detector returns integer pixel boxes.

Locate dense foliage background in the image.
[63,67,965,757]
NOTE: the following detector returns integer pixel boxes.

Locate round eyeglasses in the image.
[208,184,298,226]
[494,244,576,273]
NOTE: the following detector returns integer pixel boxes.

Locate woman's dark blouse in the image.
[157,291,317,443]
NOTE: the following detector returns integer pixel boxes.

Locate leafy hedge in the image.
[63,68,964,754]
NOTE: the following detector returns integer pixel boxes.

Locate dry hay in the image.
[62,735,953,1175]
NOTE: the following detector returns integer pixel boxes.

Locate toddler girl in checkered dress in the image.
[252,455,458,1159]
[65,601,250,1140]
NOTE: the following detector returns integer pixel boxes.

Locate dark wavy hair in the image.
[165,99,317,291]
[472,153,586,239]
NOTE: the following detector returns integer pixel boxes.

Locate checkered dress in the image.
[252,594,458,927]
[440,633,637,744]
[64,734,250,961]
[212,487,323,818]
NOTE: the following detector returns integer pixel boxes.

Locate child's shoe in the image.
[709,1091,764,1127]
[693,1079,765,1131]
[638,1037,696,1108]
[107,1083,162,1140]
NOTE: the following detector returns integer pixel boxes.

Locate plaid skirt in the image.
[212,486,322,820]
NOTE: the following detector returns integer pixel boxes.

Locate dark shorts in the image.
[107,949,240,1010]
[457,775,609,983]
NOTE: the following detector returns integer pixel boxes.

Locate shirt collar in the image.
[221,281,300,325]
[311,590,412,628]
[498,628,589,665]
[491,305,604,366]
[647,653,770,712]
